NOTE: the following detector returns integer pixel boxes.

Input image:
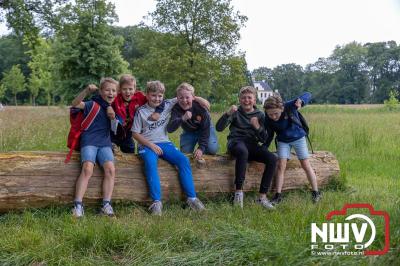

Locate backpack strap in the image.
[65,102,101,163]
[81,102,101,130]
[285,108,314,154]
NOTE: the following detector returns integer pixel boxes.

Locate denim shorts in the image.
[80,145,114,166]
[277,137,309,160]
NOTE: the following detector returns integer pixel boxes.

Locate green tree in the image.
[272,64,304,100]
[331,42,369,104]
[28,38,57,105]
[135,0,248,100]
[365,41,400,103]
[54,0,129,100]
[1,64,26,105]
[252,67,274,86]
[0,0,68,47]
[0,84,5,101]
[0,34,30,80]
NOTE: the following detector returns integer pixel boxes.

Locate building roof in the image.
[254,80,272,91]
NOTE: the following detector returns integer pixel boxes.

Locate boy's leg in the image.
[276,141,291,193]
[300,159,318,191]
[97,146,115,201]
[180,130,197,154]
[205,125,219,155]
[75,145,97,201]
[292,137,318,191]
[138,146,162,201]
[248,144,277,195]
[160,142,196,198]
[228,141,249,191]
[120,133,135,153]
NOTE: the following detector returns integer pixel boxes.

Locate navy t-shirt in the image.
[80,100,112,148]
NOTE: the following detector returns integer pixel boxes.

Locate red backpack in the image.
[65,102,100,163]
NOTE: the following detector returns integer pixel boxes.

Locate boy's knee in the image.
[103,162,115,177]
[81,163,94,178]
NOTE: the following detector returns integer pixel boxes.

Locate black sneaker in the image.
[312,191,322,203]
[271,193,282,206]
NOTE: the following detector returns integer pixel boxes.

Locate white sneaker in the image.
[72,204,84,218]
[100,203,115,217]
[256,198,275,210]
[149,201,162,216]
[233,191,244,208]
[187,198,206,211]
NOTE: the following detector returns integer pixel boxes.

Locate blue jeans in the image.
[180,126,219,154]
[277,137,309,160]
[80,145,114,166]
[138,142,197,201]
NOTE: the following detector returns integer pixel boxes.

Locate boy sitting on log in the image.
[263,92,322,205]
[167,82,219,161]
[71,78,118,218]
[111,74,164,153]
[216,86,277,210]
[131,81,209,215]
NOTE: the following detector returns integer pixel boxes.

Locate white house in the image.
[253,80,273,104]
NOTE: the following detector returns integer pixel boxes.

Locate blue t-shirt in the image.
[80,100,112,148]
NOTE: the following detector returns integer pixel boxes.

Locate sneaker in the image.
[256,198,275,210]
[233,191,244,208]
[100,203,115,217]
[149,201,162,216]
[187,198,206,211]
[271,193,283,206]
[72,204,84,218]
[312,191,322,203]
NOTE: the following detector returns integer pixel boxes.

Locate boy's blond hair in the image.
[239,86,257,98]
[263,93,284,110]
[176,82,195,96]
[99,77,118,90]
[119,74,136,87]
[146,80,165,94]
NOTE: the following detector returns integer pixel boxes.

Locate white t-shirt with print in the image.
[131,98,178,143]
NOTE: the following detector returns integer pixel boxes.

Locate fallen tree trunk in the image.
[0,151,339,212]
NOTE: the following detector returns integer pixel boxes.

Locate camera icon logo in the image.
[311,203,390,256]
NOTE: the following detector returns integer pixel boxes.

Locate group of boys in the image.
[71,75,321,218]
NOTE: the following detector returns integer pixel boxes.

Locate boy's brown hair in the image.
[146,80,165,94]
[239,86,257,97]
[176,82,195,96]
[99,77,118,90]
[263,93,284,110]
[119,74,136,87]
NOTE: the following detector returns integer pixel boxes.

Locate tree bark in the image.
[0,151,340,212]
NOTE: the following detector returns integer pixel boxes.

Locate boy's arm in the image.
[194,96,210,111]
[71,84,97,109]
[167,106,183,133]
[287,92,312,109]
[216,105,237,132]
[132,132,163,155]
[196,112,211,154]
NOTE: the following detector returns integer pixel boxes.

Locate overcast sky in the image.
[1,0,400,70]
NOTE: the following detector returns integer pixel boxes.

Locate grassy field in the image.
[0,105,399,265]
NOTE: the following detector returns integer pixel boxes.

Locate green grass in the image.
[0,105,399,265]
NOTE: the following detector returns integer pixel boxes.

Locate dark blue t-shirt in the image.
[80,100,112,148]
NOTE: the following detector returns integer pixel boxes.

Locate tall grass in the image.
[0,105,399,265]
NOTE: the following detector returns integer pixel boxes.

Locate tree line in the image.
[0,0,399,105]
[252,41,400,104]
